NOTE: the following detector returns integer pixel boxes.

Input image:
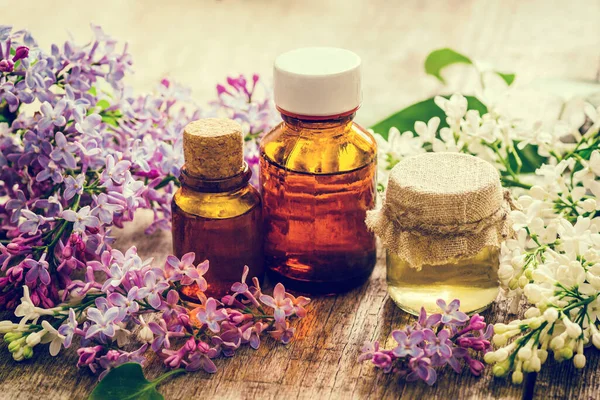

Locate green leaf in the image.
[510,144,546,174]
[370,95,487,139]
[424,48,472,84]
[97,99,111,111]
[496,72,515,86]
[88,363,184,400]
[88,86,97,96]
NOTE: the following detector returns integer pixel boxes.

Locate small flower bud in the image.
[543,308,559,323]
[564,318,582,338]
[492,364,507,377]
[530,356,542,372]
[138,325,154,343]
[550,335,565,350]
[518,275,529,288]
[12,46,29,62]
[529,317,542,330]
[517,346,532,361]
[582,198,597,213]
[4,332,23,342]
[511,370,524,384]
[12,348,24,361]
[25,331,43,347]
[8,338,24,353]
[560,347,573,360]
[524,307,541,319]
[498,265,514,281]
[484,351,497,364]
[493,334,508,347]
[573,354,586,369]
[22,346,33,359]
[537,349,548,364]
[493,323,509,334]
[592,333,600,349]
[495,348,509,362]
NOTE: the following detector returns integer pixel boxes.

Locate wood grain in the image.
[2,0,600,399]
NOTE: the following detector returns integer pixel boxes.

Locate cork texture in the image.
[183,118,244,179]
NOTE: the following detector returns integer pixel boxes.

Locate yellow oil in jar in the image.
[386,247,500,315]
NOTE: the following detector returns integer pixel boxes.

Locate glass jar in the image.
[367,152,512,315]
[260,47,377,294]
[172,119,264,300]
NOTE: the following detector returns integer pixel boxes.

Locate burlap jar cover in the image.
[366,152,515,269]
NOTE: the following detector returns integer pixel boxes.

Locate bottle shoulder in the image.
[172,184,261,219]
[260,121,377,174]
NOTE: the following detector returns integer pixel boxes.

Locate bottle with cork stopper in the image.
[172,118,264,300]
[260,47,377,294]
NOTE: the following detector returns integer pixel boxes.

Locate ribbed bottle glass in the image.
[260,113,377,294]
[171,165,264,299]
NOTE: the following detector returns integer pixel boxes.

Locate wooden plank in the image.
[0,210,524,399]
[2,0,600,398]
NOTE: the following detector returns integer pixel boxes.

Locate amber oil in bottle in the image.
[260,47,377,294]
[172,118,264,299]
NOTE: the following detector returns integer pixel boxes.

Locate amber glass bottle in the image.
[260,47,377,294]
[172,119,264,299]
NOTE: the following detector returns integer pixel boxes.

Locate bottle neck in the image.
[179,163,251,193]
[280,111,356,131]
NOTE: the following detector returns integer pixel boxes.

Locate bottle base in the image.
[387,284,499,316]
[267,268,372,296]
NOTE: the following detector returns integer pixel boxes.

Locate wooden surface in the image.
[2,0,600,399]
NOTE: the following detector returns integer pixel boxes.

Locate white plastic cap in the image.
[274,47,362,117]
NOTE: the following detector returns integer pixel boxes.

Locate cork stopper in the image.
[183,118,244,179]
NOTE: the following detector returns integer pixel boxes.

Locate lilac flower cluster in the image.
[359,300,493,386]
[210,74,280,186]
[0,24,298,380]
[0,25,279,312]
[3,250,309,379]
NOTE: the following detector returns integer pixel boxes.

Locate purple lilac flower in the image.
[5,189,27,224]
[185,340,217,373]
[269,321,295,345]
[107,289,140,314]
[39,100,67,130]
[97,344,148,380]
[358,341,380,363]
[77,345,104,369]
[139,270,169,309]
[36,156,64,183]
[436,299,469,324]
[85,307,121,338]
[63,174,85,201]
[360,299,490,386]
[91,193,123,224]
[423,329,452,358]
[407,356,437,386]
[18,209,50,235]
[391,330,424,358]
[164,253,208,289]
[196,298,228,333]
[22,253,51,286]
[148,318,185,352]
[62,206,100,233]
[259,283,293,324]
[50,132,78,169]
[58,308,78,348]
[74,110,102,137]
